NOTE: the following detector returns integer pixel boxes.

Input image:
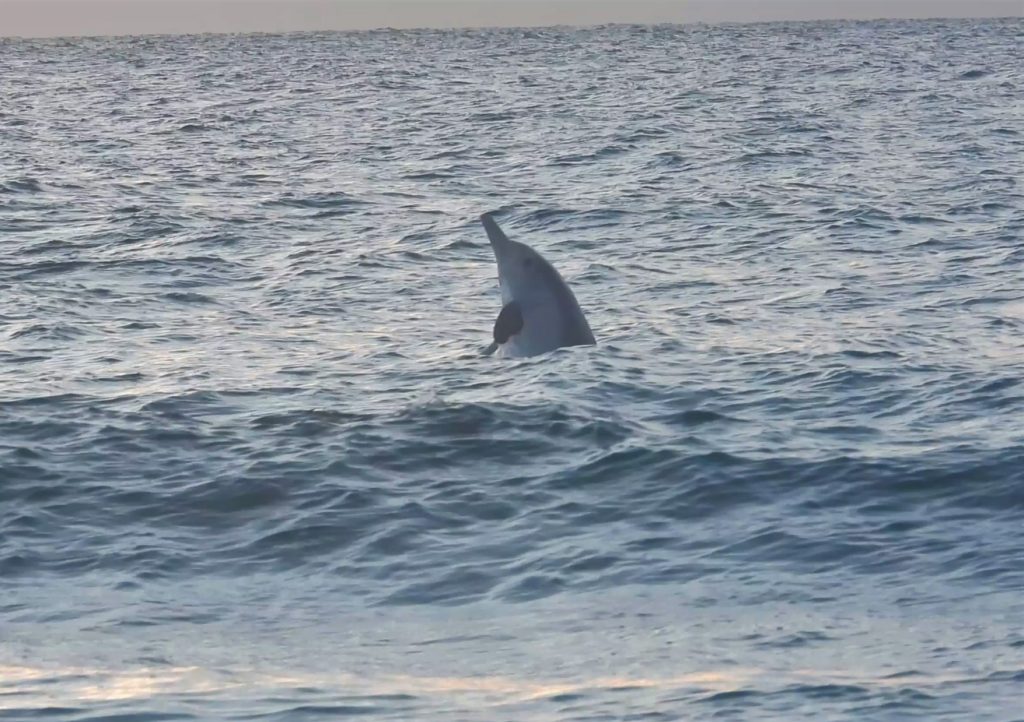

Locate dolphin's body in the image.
[481,213,595,358]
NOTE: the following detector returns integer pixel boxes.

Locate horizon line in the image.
[1,0,1020,41]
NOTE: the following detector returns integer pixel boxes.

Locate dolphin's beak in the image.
[481,213,511,256]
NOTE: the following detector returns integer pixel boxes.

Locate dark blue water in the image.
[1,16,1022,721]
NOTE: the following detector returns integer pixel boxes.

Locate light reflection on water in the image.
[1,662,991,708]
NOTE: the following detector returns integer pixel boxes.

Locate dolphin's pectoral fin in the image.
[493,300,523,344]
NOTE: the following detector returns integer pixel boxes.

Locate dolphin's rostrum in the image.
[481,213,596,358]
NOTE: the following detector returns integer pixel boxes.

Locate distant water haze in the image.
[0,0,1020,37]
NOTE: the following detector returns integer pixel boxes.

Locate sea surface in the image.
[1,16,1023,722]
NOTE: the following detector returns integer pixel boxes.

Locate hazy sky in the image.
[0,0,1020,38]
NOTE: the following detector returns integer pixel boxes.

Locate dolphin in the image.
[480,213,596,358]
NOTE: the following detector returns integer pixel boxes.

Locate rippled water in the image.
[2,16,1023,721]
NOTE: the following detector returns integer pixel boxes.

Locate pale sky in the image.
[0,0,1020,38]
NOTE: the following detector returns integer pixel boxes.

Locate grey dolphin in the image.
[481,213,596,358]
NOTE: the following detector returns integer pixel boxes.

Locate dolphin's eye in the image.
[523,257,533,268]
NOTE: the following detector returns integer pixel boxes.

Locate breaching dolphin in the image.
[481,213,596,358]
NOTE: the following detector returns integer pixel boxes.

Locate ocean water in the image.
[1,16,1023,721]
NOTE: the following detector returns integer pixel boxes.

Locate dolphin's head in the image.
[481,213,560,304]
[478,212,596,356]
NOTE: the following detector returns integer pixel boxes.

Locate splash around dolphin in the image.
[480,213,596,358]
